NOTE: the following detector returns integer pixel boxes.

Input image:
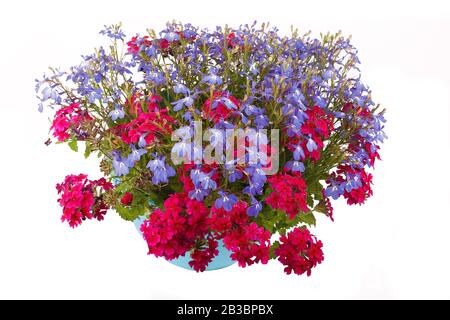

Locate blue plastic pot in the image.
[133,216,236,271]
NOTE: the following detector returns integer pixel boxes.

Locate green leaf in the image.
[84,142,92,158]
[115,204,149,221]
[308,180,324,201]
[113,186,157,221]
[68,140,78,152]
[306,195,314,208]
[269,241,280,259]
[314,201,328,215]
[298,211,316,226]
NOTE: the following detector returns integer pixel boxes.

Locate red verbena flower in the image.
[324,193,334,222]
[344,172,373,205]
[159,39,170,50]
[301,106,334,139]
[286,106,334,161]
[226,32,242,48]
[209,201,249,235]
[223,222,271,268]
[275,227,324,276]
[209,201,271,268]
[140,193,210,261]
[120,192,133,206]
[127,36,152,54]
[266,173,309,218]
[337,165,374,205]
[113,95,176,145]
[56,174,113,227]
[50,103,92,142]
[202,92,240,123]
[188,239,219,272]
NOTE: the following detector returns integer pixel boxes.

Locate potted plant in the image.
[36,22,386,275]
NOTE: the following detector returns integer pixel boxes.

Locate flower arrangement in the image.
[36,22,386,276]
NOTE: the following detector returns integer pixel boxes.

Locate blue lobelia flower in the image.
[215,191,238,212]
[183,111,193,121]
[202,73,223,85]
[112,153,130,177]
[244,105,262,116]
[190,166,204,184]
[243,175,265,196]
[145,70,166,85]
[244,164,267,186]
[94,72,103,83]
[99,25,126,40]
[252,165,267,184]
[216,97,237,110]
[313,96,326,108]
[334,111,346,119]
[188,188,209,201]
[208,129,224,147]
[245,147,269,166]
[345,174,362,192]
[173,83,189,95]
[171,95,194,112]
[306,137,318,152]
[293,144,305,160]
[126,145,147,166]
[199,172,217,190]
[86,87,103,104]
[181,25,197,40]
[254,114,269,129]
[109,107,125,121]
[138,134,147,148]
[324,181,345,200]
[285,160,305,172]
[147,156,176,185]
[214,120,235,130]
[225,162,243,183]
[228,169,243,183]
[323,69,334,80]
[288,89,307,110]
[163,31,180,42]
[247,196,262,217]
[172,140,192,159]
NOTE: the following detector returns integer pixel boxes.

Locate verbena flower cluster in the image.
[37,22,386,275]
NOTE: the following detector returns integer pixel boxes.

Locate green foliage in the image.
[254,205,316,235]
[84,142,92,158]
[114,189,153,221]
[68,140,78,152]
[112,178,157,221]
[298,211,316,226]
[269,241,280,259]
[115,201,148,221]
[308,180,324,201]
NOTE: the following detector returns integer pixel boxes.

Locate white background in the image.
[0,0,449,299]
